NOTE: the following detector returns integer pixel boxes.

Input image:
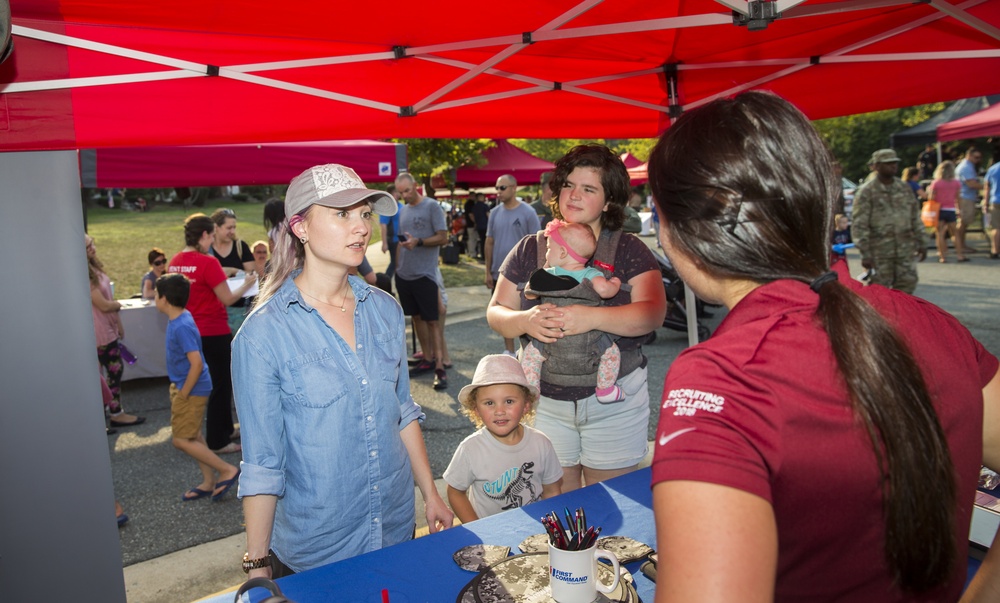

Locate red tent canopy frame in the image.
[78,140,407,187]
[455,139,555,187]
[937,103,1000,141]
[2,0,1000,150]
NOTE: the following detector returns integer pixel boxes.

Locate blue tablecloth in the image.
[251,468,657,603]
[218,467,988,602]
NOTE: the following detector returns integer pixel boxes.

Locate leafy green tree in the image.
[394,138,493,192]
[813,103,945,181]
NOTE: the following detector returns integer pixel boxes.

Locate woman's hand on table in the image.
[523,303,565,344]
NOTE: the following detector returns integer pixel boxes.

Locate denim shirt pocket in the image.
[372,332,401,382]
[287,348,350,408]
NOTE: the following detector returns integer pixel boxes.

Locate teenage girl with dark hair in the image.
[488,144,666,492]
[647,91,1000,602]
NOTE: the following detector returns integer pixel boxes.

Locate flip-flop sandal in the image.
[212,469,241,501]
[211,442,242,454]
[109,416,147,427]
[182,487,212,502]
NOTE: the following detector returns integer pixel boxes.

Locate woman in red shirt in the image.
[167,214,255,453]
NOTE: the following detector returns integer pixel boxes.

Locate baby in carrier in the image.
[521,220,625,403]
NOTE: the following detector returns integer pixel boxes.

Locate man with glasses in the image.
[394,173,450,389]
[484,174,540,356]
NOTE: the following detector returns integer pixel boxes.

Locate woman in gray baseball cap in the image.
[232,164,453,579]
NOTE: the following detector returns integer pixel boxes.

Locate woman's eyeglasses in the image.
[152,259,167,266]
[219,208,236,218]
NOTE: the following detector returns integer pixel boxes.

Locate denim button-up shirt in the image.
[233,274,424,572]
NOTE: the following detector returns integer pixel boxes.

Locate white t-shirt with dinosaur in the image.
[444,425,563,519]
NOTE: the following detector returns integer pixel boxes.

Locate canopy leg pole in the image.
[685,284,699,346]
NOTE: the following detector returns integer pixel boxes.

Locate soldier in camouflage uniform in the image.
[852,148,926,294]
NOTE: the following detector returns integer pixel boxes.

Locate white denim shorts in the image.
[532,366,650,470]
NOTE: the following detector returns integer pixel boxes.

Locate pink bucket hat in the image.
[458,354,539,405]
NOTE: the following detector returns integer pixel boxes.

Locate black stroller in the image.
[654,250,712,342]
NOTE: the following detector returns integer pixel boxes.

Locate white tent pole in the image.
[423,86,550,112]
[787,0,920,18]
[929,0,1000,42]
[715,0,748,15]
[0,70,200,93]
[12,25,207,71]
[227,51,397,73]
[221,70,400,113]
[774,0,809,12]
[412,44,525,113]
[410,0,602,113]
[417,55,554,87]
[685,0,982,111]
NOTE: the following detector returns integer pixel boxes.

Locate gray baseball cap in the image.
[285,164,397,217]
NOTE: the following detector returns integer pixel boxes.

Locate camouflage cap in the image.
[870,149,901,164]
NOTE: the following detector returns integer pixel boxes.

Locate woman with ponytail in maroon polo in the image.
[648,92,1000,602]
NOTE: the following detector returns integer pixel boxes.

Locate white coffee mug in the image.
[548,542,620,603]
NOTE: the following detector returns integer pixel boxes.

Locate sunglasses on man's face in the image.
[497,185,510,191]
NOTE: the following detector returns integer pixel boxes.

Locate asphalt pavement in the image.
[117,236,999,603]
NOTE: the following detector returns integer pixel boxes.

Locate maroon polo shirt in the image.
[652,275,997,602]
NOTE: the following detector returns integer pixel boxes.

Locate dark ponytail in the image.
[649,91,956,592]
[816,280,956,591]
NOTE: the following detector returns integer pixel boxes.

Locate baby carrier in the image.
[520,229,641,389]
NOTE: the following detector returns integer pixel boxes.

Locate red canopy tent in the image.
[78,139,407,187]
[937,102,1000,141]
[3,1,1000,150]
[628,163,649,184]
[619,152,644,169]
[455,139,555,187]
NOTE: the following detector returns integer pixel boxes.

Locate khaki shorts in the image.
[990,203,1000,229]
[957,197,978,228]
[170,383,208,440]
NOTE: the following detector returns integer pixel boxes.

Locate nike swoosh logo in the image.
[658,427,695,447]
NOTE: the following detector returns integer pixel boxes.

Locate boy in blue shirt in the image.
[155,274,240,502]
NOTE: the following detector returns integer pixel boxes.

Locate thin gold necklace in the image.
[298,284,353,312]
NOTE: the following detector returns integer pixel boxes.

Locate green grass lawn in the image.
[87,198,484,298]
